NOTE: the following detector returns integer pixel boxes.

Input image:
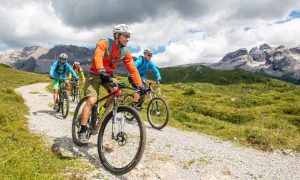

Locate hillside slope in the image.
[0,64,89,178]
[150,64,270,85]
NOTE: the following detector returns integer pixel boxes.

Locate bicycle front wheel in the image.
[61,91,69,118]
[71,86,76,102]
[97,105,146,175]
[75,86,81,104]
[57,93,61,113]
[147,97,170,130]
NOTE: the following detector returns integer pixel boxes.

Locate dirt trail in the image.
[16,83,300,180]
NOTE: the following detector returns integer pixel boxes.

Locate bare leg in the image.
[53,89,58,104]
[134,92,140,103]
[81,96,97,126]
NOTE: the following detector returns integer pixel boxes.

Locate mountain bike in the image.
[124,80,170,130]
[51,77,69,118]
[70,78,81,103]
[72,81,146,175]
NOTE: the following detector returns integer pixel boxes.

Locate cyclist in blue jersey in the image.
[128,49,162,109]
[49,53,78,110]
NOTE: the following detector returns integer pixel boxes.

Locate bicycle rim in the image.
[57,94,61,112]
[72,87,76,102]
[97,105,146,175]
[72,97,93,146]
[76,87,81,104]
[147,97,170,130]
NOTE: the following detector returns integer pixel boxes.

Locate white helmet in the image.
[74,61,80,65]
[112,24,132,34]
[59,53,68,60]
[144,48,153,54]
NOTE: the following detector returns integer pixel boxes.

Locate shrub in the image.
[287,117,300,127]
[198,106,254,124]
[183,87,196,95]
[283,106,300,116]
[245,129,272,150]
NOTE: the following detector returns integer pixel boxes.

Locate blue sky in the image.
[275,10,300,24]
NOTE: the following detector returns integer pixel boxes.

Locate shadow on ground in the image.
[52,136,128,180]
[33,110,65,119]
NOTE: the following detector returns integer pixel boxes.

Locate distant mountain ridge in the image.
[1,43,300,84]
[149,64,271,85]
[0,45,128,74]
[209,43,300,84]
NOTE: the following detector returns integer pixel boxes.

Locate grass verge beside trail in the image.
[117,73,300,152]
[0,64,91,179]
[56,72,300,152]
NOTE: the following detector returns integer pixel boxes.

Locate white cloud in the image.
[0,0,299,67]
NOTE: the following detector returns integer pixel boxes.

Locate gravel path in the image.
[16,83,300,180]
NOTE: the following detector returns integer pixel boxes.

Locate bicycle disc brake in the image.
[116,132,128,146]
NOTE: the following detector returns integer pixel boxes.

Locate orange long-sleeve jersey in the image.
[89,39,142,87]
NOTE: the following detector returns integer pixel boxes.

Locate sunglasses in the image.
[120,33,131,39]
[147,54,152,57]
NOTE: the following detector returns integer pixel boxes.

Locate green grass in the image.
[133,66,300,151]
[0,64,91,179]
[149,65,270,85]
[160,81,300,151]
[51,67,300,152]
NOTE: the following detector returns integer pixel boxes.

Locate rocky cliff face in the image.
[0,46,49,66]
[0,45,130,75]
[210,44,300,83]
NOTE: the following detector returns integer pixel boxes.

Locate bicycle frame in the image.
[58,80,67,95]
[137,83,157,105]
[95,86,125,141]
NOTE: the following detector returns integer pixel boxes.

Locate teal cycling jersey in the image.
[49,60,78,79]
[128,56,161,80]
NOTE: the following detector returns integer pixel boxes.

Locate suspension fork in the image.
[111,96,126,140]
[111,96,119,139]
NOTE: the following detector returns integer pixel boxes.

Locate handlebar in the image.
[50,76,68,81]
[115,82,135,90]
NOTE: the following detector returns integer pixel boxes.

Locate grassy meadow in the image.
[3,61,298,178]
[0,64,90,179]
[131,65,300,151]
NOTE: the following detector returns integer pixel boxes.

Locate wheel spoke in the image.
[98,106,145,173]
[147,98,169,129]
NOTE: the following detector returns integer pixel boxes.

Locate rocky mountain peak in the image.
[22,46,49,59]
[210,43,300,83]
[259,43,272,51]
[221,48,248,63]
[39,45,94,61]
[289,46,300,54]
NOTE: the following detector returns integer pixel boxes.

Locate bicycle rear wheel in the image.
[147,97,170,130]
[72,97,97,146]
[97,105,146,175]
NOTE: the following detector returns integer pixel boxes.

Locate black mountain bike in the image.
[51,77,69,119]
[124,80,170,130]
[72,82,146,175]
[70,78,81,103]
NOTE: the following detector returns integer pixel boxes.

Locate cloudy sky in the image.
[0,0,300,67]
